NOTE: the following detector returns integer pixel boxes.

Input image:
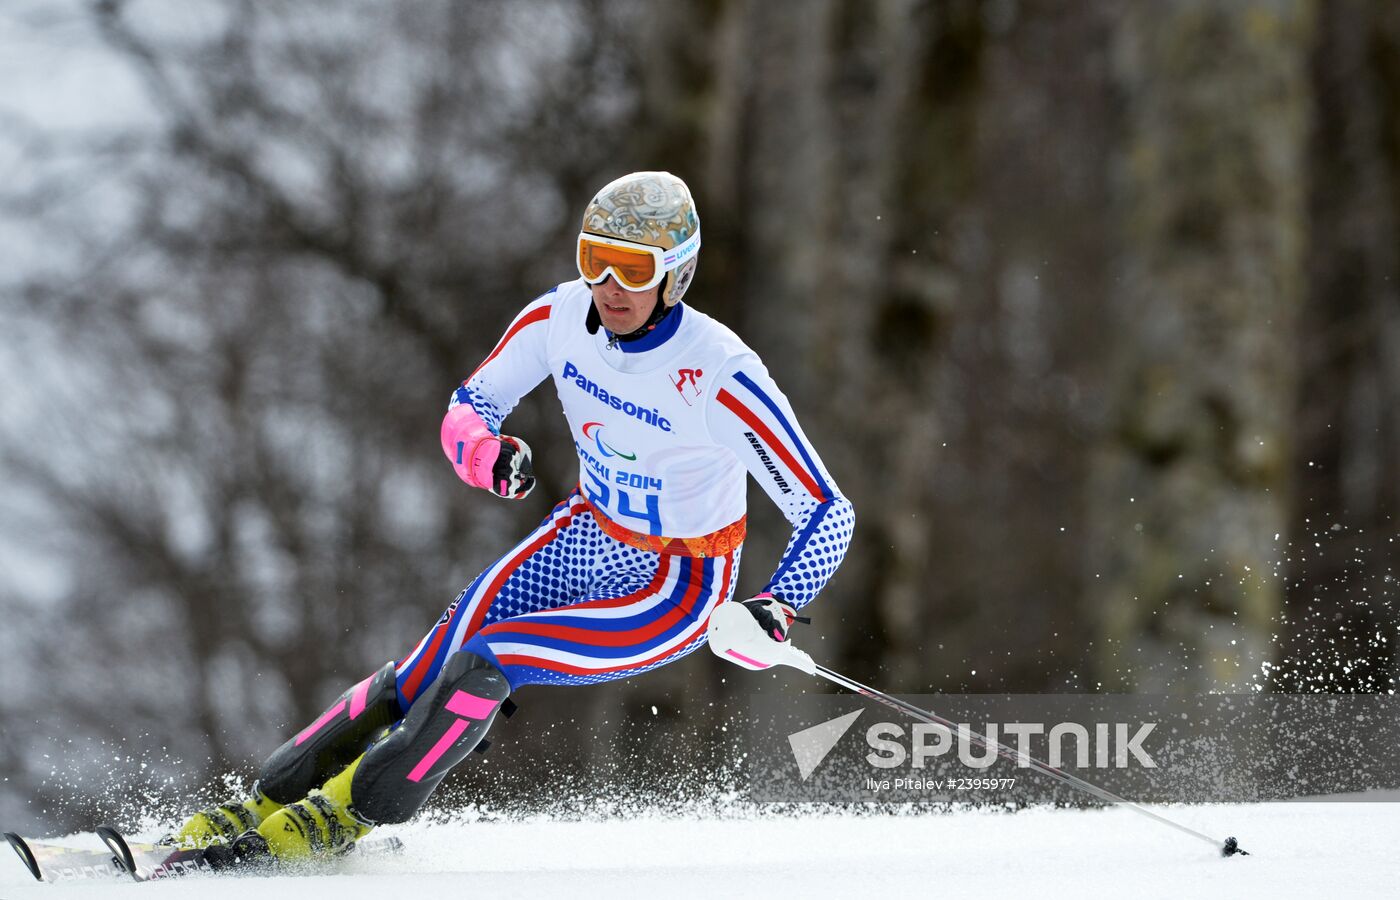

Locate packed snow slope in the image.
[3,802,1393,898]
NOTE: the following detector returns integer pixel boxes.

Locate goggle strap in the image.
[660,228,701,270]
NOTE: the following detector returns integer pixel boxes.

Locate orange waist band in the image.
[583,493,746,558]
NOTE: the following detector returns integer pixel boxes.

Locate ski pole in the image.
[706,602,1248,858]
[813,663,1248,858]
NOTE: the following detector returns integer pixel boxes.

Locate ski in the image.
[3,827,404,882]
[5,830,131,882]
[97,825,406,882]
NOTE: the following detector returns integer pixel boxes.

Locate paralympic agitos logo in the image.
[581,422,636,460]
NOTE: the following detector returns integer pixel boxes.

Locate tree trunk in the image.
[1090,0,1314,691]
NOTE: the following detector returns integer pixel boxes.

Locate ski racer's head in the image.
[576,171,700,336]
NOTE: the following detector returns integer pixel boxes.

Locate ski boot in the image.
[171,660,401,850]
[200,755,374,867]
[238,650,511,862]
[206,651,509,864]
[254,755,374,860]
[169,786,281,849]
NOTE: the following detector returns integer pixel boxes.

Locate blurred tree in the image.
[1087,0,1313,691]
[0,0,713,828]
[1275,0,1400,692]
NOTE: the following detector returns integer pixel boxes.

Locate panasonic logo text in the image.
[562,361,672,432]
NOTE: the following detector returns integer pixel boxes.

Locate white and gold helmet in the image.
[577,171,701,307]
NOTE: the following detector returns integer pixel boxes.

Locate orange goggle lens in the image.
[577,238,660,290]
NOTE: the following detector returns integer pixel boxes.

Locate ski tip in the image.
[4,832,42,882]
[95,825,139,881]
[1221,836,1249,858]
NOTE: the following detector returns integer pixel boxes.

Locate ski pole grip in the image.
[707,602,817,674]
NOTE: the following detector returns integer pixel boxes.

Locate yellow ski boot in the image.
[170,786,282,849]
[256,755,374,861]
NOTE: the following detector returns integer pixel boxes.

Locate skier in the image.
[174,171,855,865]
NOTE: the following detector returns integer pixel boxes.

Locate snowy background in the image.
[1,1,1398,893]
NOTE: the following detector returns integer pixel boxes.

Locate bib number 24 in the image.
[585,470,663,536]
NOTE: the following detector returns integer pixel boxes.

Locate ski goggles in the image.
[576,229,701,292]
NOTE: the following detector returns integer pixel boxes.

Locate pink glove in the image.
[441,405,536,499]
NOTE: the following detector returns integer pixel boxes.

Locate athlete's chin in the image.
[598,308,641,332]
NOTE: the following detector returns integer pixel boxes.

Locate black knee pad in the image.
[259,661,402,805]
[350,651,510,825]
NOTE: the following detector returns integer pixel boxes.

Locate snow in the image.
[3,802,1393,898]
